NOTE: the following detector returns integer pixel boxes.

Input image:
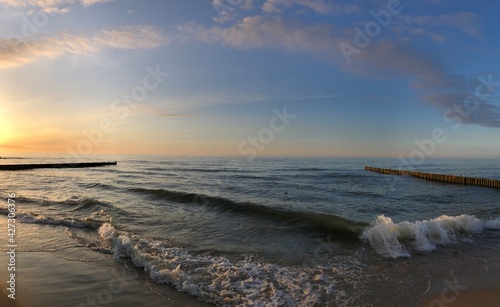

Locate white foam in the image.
[98,222,117,239]
[97,223,341,306]
[486,218,500,230]
[362,214,499,258]
[360,215,410,258]
[17,211,88,228]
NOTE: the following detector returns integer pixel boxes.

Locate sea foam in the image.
[16,210,89,228]
[97,223,341,306]
[362,214,499,258]
[10,210,105,229]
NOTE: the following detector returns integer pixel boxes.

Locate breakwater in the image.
[0,161,117,171]
[365,166,500,188]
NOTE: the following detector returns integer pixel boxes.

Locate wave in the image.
[6,196,37,204]
[5,195,113,211]
[171,167,228,173]
[128,187,367,240]
[231,174,278,181]
[341,190,383,198]
[325,172,364,179]
[94,223,341,306]
[78,182,112,189]
[0,209,108,229]
[295,167,328,171]
[362,214,500,258]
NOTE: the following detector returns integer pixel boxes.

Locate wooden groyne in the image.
[365,166,500,188]
[0,161,117,171]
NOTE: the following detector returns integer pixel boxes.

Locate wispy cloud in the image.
[212,0,255,23]
[181,15,441,76]
[0,35,94,68]
[0,0,113,7]
[0,0,26,7]
[96,25,168,49]
[212,0,359,23]
[148,110,195,118]
[80,0,113,7]
[0,25,167,68]
[398,12,481,40]
[183,16,342,61]
[262,0,360,15]
[292,94,340,100]
[423,76,500,127]
[0,0,114,15]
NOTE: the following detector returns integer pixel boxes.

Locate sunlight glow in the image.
[0,111,15,145]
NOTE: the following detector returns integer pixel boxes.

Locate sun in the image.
[0,114,15,145]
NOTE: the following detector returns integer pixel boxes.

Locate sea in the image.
[0,153,499,306]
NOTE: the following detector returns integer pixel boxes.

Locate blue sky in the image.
[0,0,499,158]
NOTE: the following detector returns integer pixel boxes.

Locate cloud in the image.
[0,25,167,68]
[261,0,360,15]
[212,0,359,23]
[184,16,338,59]
[181,15,442,76]
[425,89,500,127]
[96,25,168,49]
[212,0,255,23]
[398,12,481,39]
[0,0,113,6]
[353,40,444,77]
[213,0,254,10]
[147,110,195,117]
[80,0,113,7]
[180,14,500,128]
[0,0,114,16]
[0,0,25,7]
[0,36,89,68]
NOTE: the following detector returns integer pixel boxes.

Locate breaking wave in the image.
[95,223,343,306]
[362,214,500,258]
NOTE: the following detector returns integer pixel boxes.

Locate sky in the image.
[0,0,499,159]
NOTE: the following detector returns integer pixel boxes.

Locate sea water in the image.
[0,154,499,306]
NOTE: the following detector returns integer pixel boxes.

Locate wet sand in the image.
[0,290,20,307]
[419,288,500,307]
[417,254,500,307]
[0,251,212,307]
